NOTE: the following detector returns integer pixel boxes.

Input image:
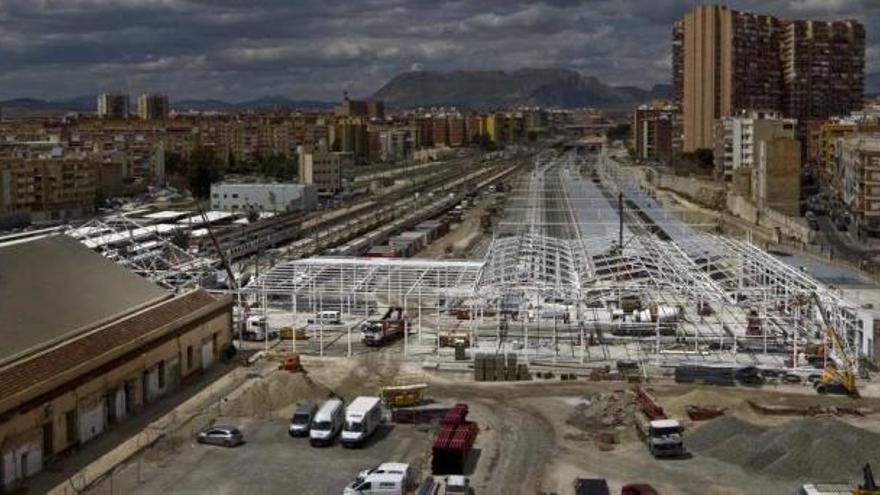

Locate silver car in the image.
[196,425,244,447]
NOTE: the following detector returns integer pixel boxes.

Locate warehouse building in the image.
[210,182,318,213]
[0,234,233,490]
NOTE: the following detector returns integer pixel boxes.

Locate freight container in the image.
[365,245,398,258]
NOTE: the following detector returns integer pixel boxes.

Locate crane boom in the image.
[807,292,859,397]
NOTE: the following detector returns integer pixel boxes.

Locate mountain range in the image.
[0,68,875,116]
[372,68,671,109]
[0,95,334,116]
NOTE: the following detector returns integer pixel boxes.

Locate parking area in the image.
[86,415,433,495]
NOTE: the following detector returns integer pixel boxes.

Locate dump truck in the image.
[635,416,685,458]
[362,307,410,346]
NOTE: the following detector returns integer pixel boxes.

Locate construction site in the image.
[37,144,880,495]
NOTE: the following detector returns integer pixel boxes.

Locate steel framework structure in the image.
[66,215,217,290]
[243,148,868,369]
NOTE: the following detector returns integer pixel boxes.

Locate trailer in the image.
[362,307,410,346]
[432,403,479,475]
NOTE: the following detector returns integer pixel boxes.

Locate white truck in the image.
[636,418,685,458]
[242,315,277,341]
[341,396,383,447]
[344,463,411,495]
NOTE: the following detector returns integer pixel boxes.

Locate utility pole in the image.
[618,192,624,252]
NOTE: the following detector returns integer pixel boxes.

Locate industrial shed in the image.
[0,234,233,490]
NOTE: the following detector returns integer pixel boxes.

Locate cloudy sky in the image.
[0,0,877,101]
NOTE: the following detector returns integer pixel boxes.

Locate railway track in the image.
[211,154,526,263]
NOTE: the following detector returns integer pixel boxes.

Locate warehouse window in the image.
[186,346,193,369]
[158,360,166,388]
[65,410,77,445]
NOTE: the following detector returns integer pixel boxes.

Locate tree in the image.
[476,134,496,151]
[185,145,224,199]
[246,208,260,223]
[606,123,631,142]
[165,152,184,176]
[93,188,108,210]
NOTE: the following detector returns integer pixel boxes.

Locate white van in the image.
[344,463,411,495]
[341,396,382,447]
[309,398,345,446]
[315,310,341,325]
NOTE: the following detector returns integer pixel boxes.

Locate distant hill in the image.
[372,68,670,109]
[0,94,334,117]
[174,96,334,112]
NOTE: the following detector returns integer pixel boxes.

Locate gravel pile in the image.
[688,415,880,482]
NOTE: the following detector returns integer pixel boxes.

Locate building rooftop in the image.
[0,234,170,366]
[0,289,224,410]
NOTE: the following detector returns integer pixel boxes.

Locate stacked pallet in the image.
[432,403,479,475]
[473,353,530,382]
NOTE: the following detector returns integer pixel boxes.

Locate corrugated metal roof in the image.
[0,234,170,366]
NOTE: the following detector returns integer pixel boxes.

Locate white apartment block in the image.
[714,110,796,181]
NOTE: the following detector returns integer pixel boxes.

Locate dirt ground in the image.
[84,351,880,495]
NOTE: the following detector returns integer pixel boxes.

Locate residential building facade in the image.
[96,93,130,120]
[137,93,170,120]
[675,5,864,152]
[714,110,796,181]
[837,135,880,237]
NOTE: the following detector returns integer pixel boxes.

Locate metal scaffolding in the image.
[66,215,217,290]
[243,148,868,370]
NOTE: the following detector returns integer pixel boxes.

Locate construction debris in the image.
[685,405,725,421]
[566,391,637,449]
[688,416,880,482]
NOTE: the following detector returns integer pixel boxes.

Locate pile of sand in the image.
[223,371,330,419]
[688,415,880,482]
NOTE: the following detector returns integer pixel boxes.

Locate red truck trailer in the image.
[362,307,410,346]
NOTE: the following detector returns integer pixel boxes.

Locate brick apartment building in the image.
[674,5,864,152]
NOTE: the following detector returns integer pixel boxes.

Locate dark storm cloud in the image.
[0,0,876,101]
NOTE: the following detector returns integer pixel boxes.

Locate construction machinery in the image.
[855,463,879,495]
[381,373,429,408]
[801,292,859,397]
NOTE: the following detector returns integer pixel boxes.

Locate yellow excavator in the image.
[800,292,860,397]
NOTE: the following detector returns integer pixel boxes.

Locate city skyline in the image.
[0,0,878,102]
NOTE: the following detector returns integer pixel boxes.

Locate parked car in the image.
[622,483,658,495]
[574,478,610,495]
[289,402,318,437]
[196,425,244,447]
